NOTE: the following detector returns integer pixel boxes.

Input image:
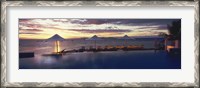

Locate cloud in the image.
[18,19,178,39]
[52,19,69,23]
[70,19,102,25]
[70,19,121,25]
[19,29,43,34]
[19,19,62,31]
[156,25,168,29]
[137,26,157,29]
[68,29,132,33]
[20,24,44,29]
[20,29,43,31]
[150,25,168,30]
[69,19,181,26]
[19,19,34,23]
[137,25,167,30]
[19,32,40,34]
[111,19,181,26]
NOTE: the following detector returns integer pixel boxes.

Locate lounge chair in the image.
[78,46,86,52]
[126,45,135,50]
[96,46,103,51]
[104,45,117,51]
[88,46,96,51]
[123,45,144,51]
[115,46,125,50]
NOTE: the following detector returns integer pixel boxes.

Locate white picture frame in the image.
[1,0,199,87]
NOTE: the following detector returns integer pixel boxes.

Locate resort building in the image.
[164,36,181,54]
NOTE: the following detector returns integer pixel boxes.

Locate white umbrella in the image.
[47,34,65,53]
[86,35,102,49]
[119,35,134,46]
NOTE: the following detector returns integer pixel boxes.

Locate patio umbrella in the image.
[86,35,102,49]
[47,34,65,53]
[119,35,134,46]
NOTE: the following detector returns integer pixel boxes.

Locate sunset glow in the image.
[19,19,179,39]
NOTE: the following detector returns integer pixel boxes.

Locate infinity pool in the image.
[19,50,181,69]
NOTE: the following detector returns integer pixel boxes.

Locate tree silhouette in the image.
[158,32,168,38]
[167,20,181,40]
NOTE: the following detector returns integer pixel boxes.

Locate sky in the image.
[19,19,180,39]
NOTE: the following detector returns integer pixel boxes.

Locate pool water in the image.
[19,39,181,69]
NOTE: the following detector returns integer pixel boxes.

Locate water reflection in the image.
[19,50,181,69]
[54,41,61,53]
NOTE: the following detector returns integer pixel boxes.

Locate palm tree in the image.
[158,32,168,38]
[167,20,181,40]
[159,20,181,50]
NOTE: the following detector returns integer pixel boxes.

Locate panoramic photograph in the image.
[19,19,181,69]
